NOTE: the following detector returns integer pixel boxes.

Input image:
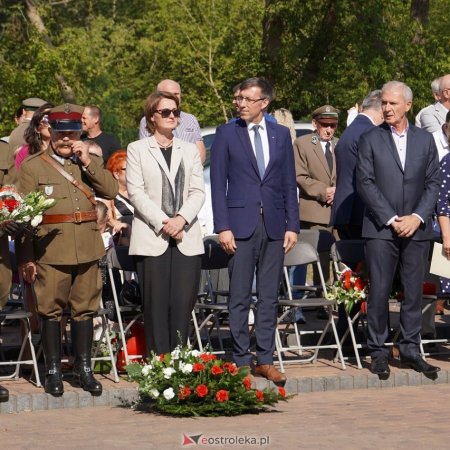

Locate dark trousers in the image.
[135,244,201,355]
[228,216,284,366]
[365,238,430,359]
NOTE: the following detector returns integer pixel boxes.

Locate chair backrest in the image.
[299,229,336,254]
[106,246,136,272]
[330,240,365,272]
[283,241,328,298]
[284,241,320,267]
[201,235,230,270]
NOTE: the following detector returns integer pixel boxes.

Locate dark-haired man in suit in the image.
[331,90,384,239]
[210,77,299,385]
[357,81,441,379]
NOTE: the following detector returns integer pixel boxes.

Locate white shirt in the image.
[432,128,450,162]
[319,139,333,155]
[247,117,270,170]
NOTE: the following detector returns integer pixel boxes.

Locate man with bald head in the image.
[139,79,206,163]
[419,74,450,133]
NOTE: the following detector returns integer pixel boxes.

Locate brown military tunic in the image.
[0,139,18,308]
[15,146,118,320]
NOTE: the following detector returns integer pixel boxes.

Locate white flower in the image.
[189,349,200,357]
[171,347,181,360]
[25,205,33,211]
[30,214,43,227]
[163,387,175,400]
[163,367,175,379]
[149,388,159,398]
[21,215,31,222]
[141,364,153,376]
[180,363,193,374]
[43,198,56,207]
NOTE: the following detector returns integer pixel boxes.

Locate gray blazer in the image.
[356,122,440,240]
[127,136,205,257]
[419,102,448,133]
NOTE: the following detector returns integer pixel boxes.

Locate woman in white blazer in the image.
[127,91,205,355]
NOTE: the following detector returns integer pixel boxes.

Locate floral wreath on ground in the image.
[327,263,368,314]
[0,185,56,230]
[126,344,289,417]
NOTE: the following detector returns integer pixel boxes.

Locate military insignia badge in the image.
[311,135,318,144]
[64,103,71,113]
[44,185,54,196]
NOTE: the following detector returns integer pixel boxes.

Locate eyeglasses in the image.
[120,168,126,171]
[155,108,181,118]
[317,121,337,129]
[236,96,266,104]
[51,130,82,139]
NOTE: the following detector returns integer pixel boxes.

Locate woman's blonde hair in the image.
[273,108,296,143]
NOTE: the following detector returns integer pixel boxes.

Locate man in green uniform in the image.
[16,104,118,397]
[0,137,19,402]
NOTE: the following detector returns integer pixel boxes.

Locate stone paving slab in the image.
[2,385,450,449]
[2,350,450,413]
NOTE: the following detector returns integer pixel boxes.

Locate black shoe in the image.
[0,384,9,403]
[370,356,390,380]
[74,365,103,396]
[44,365,64,397]
[401,354,440,374]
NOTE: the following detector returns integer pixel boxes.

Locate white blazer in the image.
[127,136,205,257]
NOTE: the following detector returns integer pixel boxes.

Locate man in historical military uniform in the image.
[293,105,339,285]
[0,137,19,402]
[16,104,118,397]
[8,97,47,154]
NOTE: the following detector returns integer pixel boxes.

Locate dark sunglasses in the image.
[155,108,181,118]
[317,121,337,129]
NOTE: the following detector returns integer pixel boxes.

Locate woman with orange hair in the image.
[106,150,134,243]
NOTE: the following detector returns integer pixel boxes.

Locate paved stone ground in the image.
[1,384,450,449]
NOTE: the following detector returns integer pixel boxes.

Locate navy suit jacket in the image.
[331,114,375,227]
[210,119,299,240]
[356,122,440,240]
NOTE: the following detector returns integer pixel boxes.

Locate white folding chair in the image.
[106,246,143,367]
[276,241,345,372]
[330,240,367,369]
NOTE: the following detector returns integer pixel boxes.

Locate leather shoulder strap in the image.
[39,153,97,206]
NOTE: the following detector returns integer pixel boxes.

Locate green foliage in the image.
[126,344,288,416]
[0,0,449,142]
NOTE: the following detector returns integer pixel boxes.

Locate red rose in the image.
[178,386,191,400]
[210,365,224,376]
[159,354,165,361]
[215,389,229,402]
[223,362,238,375]
[255,390,264,402]
[343,278,351,290]
[4,199,19,212]
[195,384,208,398]
[243,377,252,390]
[360,301,367,314]
[192,362,205,372]
[354,277,364,291]
[200,353,217,363]
[278,387,286,398]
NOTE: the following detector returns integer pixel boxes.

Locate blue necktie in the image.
[253,125,265,179]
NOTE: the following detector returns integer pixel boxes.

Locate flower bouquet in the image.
[126,344,288,417]
[327,264,367,314]
[0,185,56,231]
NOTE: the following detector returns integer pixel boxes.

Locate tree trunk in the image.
[24,0,76,103]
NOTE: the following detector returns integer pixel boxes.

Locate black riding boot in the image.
[41,319,64,396]
[71,318,102,396]
[0,384,9,402]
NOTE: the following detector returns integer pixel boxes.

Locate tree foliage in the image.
[0,0,449,144]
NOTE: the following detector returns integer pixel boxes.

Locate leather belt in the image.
[42,210,97,224]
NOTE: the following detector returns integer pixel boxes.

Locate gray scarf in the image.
[160,160,185,217]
